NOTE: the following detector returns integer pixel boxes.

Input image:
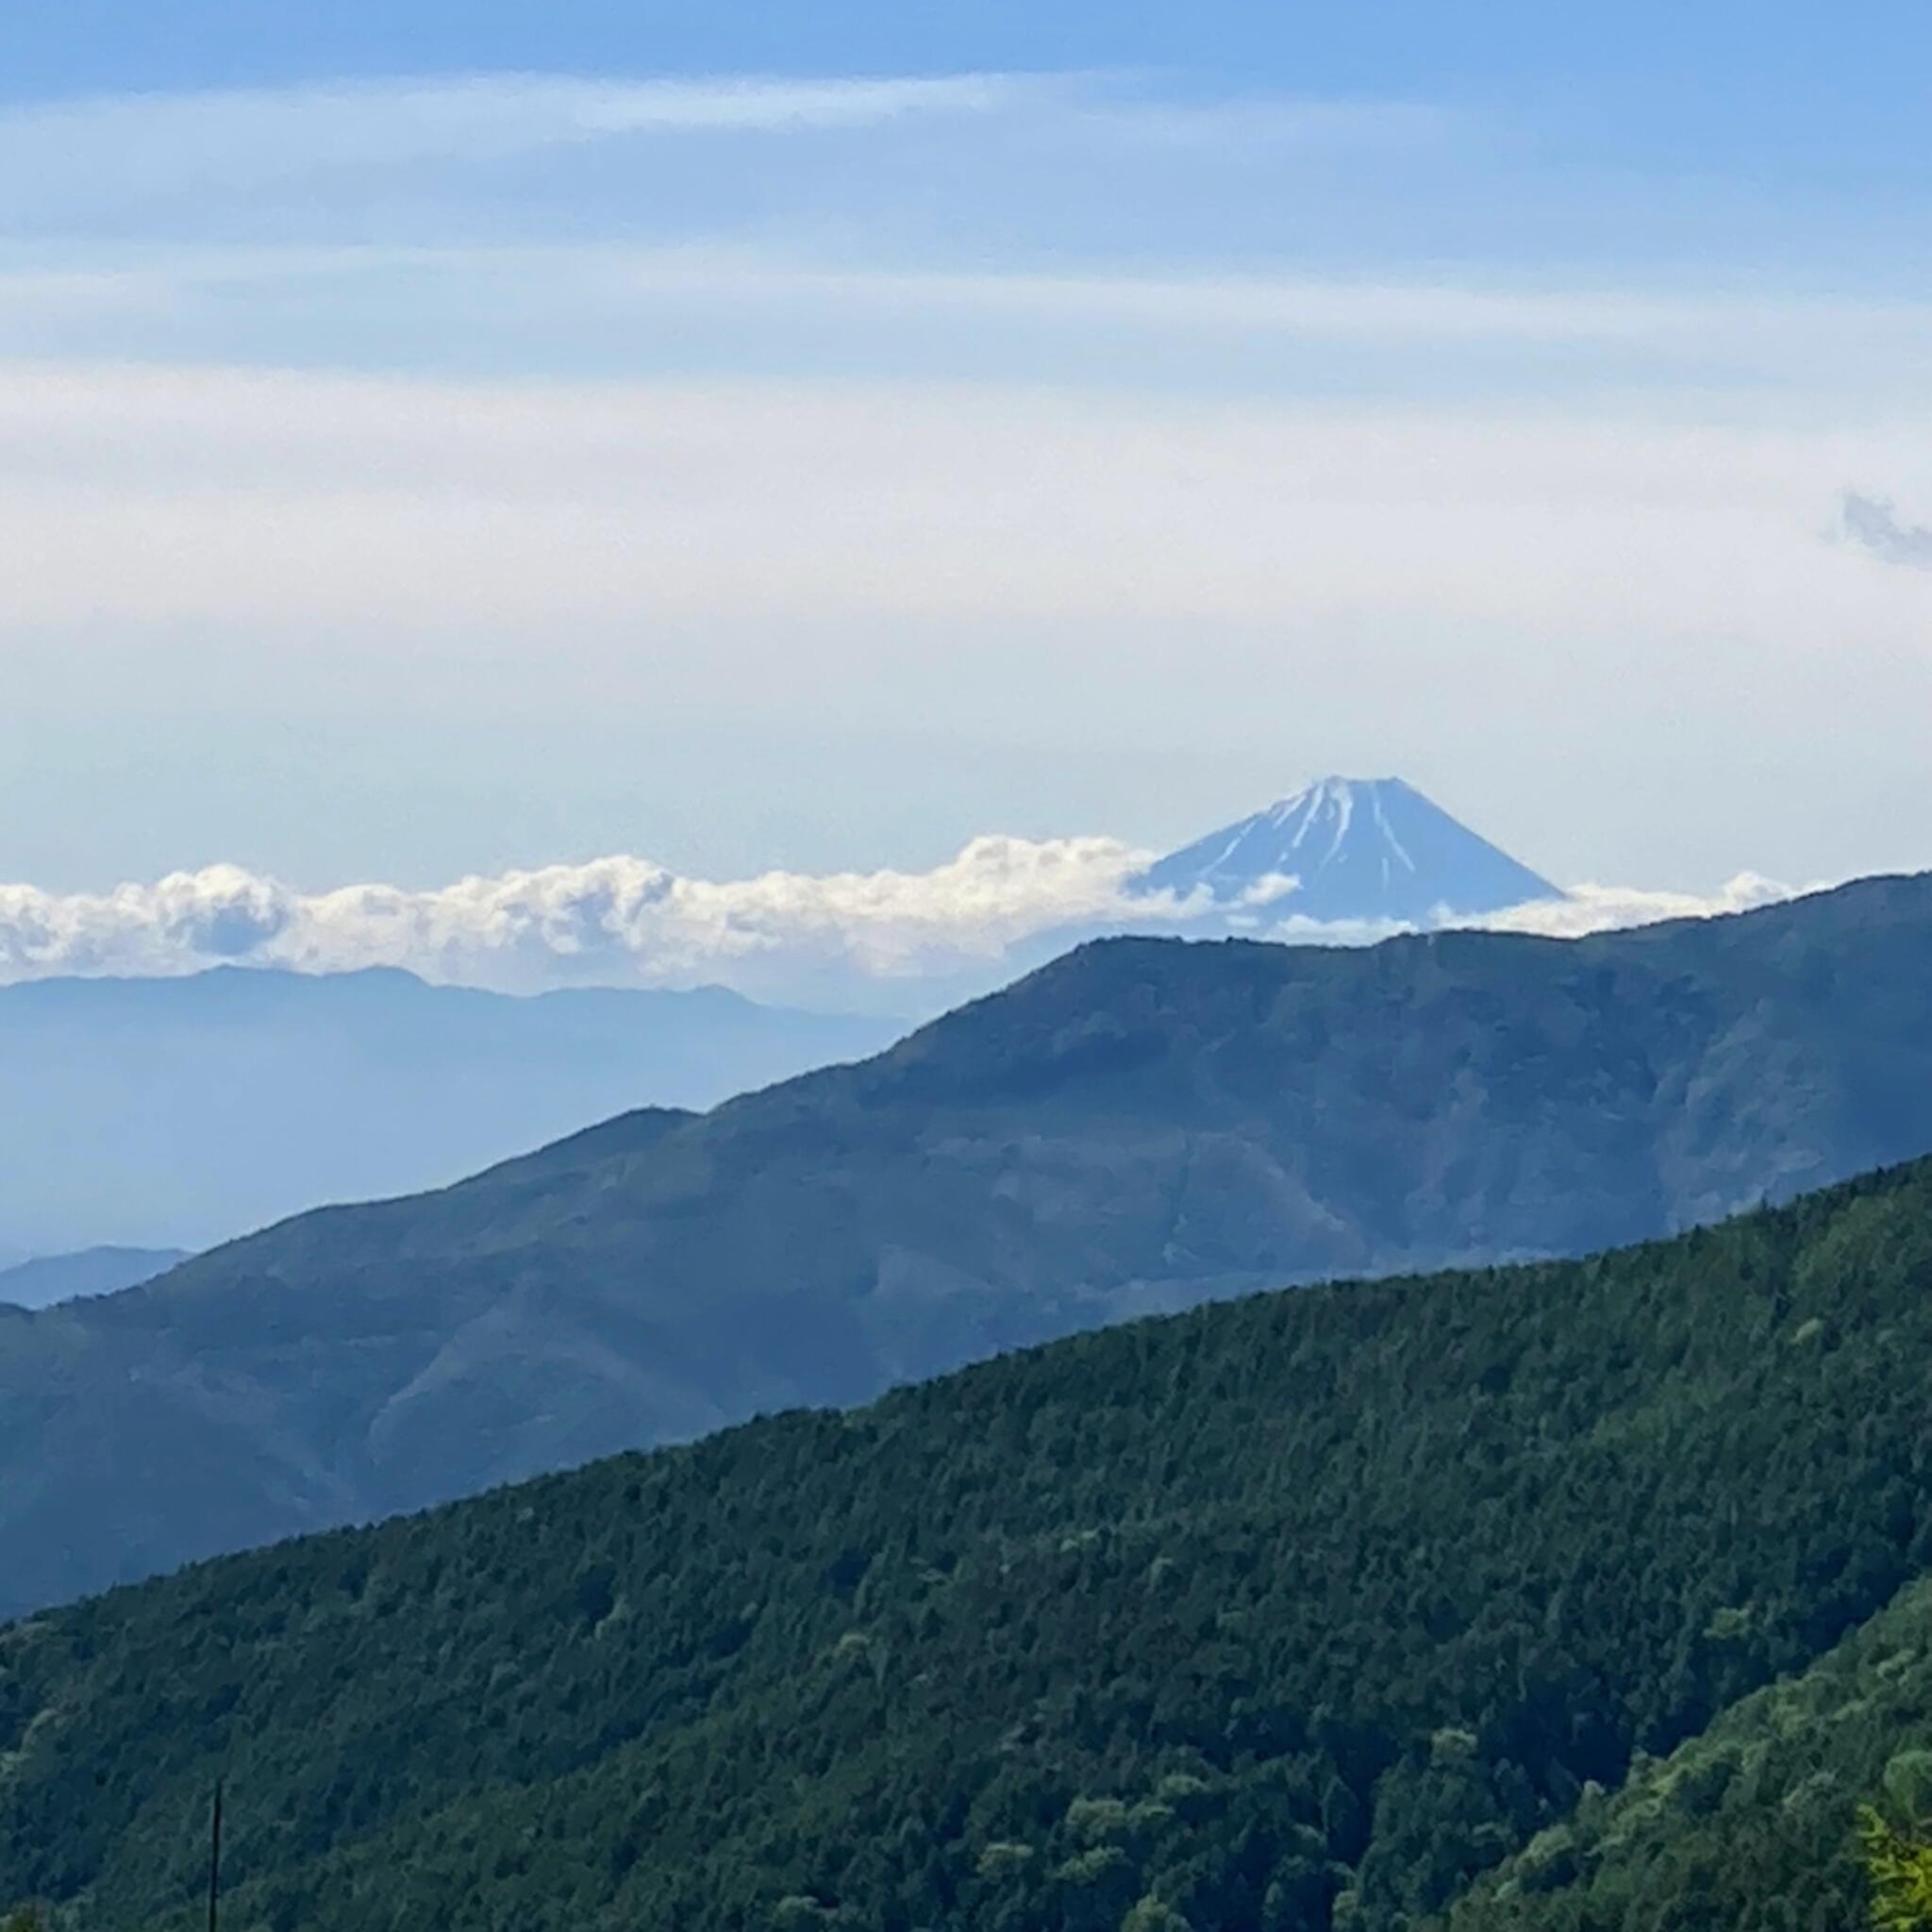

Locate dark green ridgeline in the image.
[7,1159,1932,1932]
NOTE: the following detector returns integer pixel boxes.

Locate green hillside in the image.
[7,1158,1932,1931]
[11,873,1932,1623]
[1439,1564,1932,1931]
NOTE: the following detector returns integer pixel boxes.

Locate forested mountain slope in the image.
[5,1159,1932,1932]
[7,875,1932,1620]
[1439,1565,1932,1932]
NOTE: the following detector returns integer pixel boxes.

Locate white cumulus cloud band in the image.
[0,840,1152,1002]
[1479,874,1804,938]
[0,846,1816,1010]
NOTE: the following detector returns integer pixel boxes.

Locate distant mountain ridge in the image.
[0,1247,189,1311]
[4,873,1932,1620]
[1141,775,1558,924]
[0,966,901,1256]
[0,785,1550,1258]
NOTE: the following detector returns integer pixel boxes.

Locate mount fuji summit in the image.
[1141,776,1560,925]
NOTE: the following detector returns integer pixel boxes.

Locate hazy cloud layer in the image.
[5,361,1929,641]
[1842,491,1932,571]
[0,849,1813,1009]
[6,358,1929,895]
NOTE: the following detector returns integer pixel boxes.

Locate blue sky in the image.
[7,2,1931,285]
[8,0,1929,220]
[2,0,1930,974]
[5,1,1927,149]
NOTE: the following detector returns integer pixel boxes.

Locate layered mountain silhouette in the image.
[0,782,1540,1259]
[0,1246,189,1310]
[1141,774,1558,923]
[4,873,1932,1621]
[0,967,900,1257]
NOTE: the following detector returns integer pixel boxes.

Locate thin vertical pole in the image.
[207,1779,224,1932]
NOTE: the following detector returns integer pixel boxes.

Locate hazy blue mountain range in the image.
[0,968,901,1257]
[0,1247,190,1310]
[1140,775,1558,923]
[2,873,1931,1621]
[0,782,1541,1261]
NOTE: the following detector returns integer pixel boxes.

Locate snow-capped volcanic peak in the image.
[1141,776,1558,924]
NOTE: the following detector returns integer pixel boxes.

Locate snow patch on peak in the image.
[1368,789,1417,874]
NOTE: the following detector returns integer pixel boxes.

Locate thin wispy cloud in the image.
[0,69,1452,237]
[9,241,1932,350]
[0,72,1039,203]
[591,255,1932,356]
[5,63,1928,410]
[0,68,1445,175]
[1841,491,1932,571]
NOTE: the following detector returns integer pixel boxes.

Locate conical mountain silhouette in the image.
[1141,775,1558,923]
